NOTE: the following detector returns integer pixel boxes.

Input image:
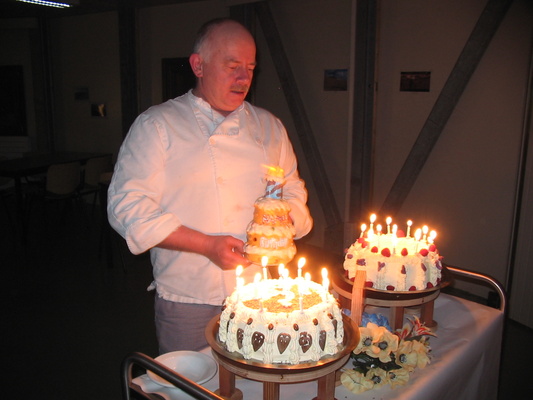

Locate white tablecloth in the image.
[133,293,504,400]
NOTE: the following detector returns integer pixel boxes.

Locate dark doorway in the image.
[162,57,196,101]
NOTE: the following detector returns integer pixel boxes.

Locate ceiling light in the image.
[16,0,73,8]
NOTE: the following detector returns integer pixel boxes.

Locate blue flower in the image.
[361,312,392,332]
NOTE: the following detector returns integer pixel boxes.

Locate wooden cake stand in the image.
[331,266,451,330]
[205,314,359,400]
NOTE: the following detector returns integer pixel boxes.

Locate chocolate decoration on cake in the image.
[268,323,274,330]
[332,319,338,337]
[237,328,244,349]
[319,330,326,350]
[299,332,312,353]
[252,331,265,352]
[293,323,299,331]
[277,333,291,354]
[247,317,253,325]
[313,318,319,325]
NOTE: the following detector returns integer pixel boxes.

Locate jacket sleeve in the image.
[107,113,181,255]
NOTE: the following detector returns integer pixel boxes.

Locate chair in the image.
[38,161,82,228]
[121,352,222,400]
[79,155,113,214]
[0,156,16,230]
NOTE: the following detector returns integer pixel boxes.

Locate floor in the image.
[1,195,530,399]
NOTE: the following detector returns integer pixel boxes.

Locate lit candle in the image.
[414,229,422,252]
[429,230,437,244]
[422,225,429,242]
[299,292,304,312]
[235,265,243,303]
[376,224,382,247]
[236,265,243,287]
[254,273,261,298]
[321,268,329,290]
[359,223,367,238]
[261,256,268,280]
[386,217,392,234]
[392,224,398,254]
[278,263,285,279]
[369,214,376,235]
[297,257,306,278]
[407,220,413,237]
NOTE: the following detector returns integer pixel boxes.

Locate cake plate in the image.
[205,314,359,400]
[331,265,452,330]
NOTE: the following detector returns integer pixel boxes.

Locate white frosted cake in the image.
[218,277,344,364]
[344,217,443,291]
[245,167,296,265]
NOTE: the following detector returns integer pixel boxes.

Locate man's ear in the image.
[189,54,203,77]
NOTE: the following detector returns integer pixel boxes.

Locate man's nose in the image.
[235,66,252,82]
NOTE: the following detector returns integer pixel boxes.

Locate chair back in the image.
[0,155,12,187]
[46,162,81,195]
[84,155,113,187]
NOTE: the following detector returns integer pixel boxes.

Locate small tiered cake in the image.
[218,273,344,365]
[344,216,443,291]
[245,167,296,265]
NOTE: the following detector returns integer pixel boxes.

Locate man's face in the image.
[191,27,256,115]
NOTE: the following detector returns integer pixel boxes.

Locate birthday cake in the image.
[344,216,443,291]
[244,167,296,266]
[218,271,344,365]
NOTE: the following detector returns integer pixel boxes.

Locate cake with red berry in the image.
[343,219,443,291]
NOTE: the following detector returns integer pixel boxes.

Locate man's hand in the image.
[157,225,251,270]
[204,235,251,270]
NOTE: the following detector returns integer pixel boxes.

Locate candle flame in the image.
[386,217,392,225]
[370,214,376,223]
[262,165,284,178]
[321,267,328,279]
[298,257,306,269]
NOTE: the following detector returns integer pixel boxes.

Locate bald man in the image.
[108,18,313,352]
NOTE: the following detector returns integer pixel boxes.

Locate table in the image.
[132,293,504,400]
[0,151,111,241]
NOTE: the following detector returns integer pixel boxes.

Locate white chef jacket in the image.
[108,91,313,305]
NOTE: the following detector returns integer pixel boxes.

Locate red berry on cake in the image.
[409,286,417,291]
[427,282,434,289]
[371,246,379,253]
[386,285,395,291]
[419,249,429,257]
[429,244,437,252]
[381,248,391,257]
[396,229,406,238]
[401,248,408,256]
[365,281,374,288]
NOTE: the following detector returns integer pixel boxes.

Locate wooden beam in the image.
[254,1,343,247]
[380,0,513,216]
[118,3,138,137]
[349,0,377,224]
